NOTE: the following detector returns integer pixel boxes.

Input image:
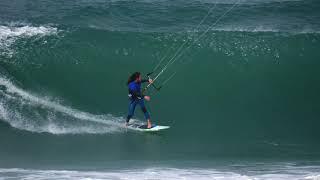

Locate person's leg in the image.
[126,100,137,125]
[138,99,152,128]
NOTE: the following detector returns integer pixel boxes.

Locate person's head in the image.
[127,72,141,85]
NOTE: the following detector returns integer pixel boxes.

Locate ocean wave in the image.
[85,17,320,35]
[0,23,58,57]
[212,26,320,34]
[195,0,304,5]
[0,76,132,134]
[0,166,319,180]
[107,0,303,5]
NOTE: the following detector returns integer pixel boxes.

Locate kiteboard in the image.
[128,124,170,132]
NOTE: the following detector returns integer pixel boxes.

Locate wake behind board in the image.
[129,124,170,132]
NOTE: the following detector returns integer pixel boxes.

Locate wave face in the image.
[0,0,320,173]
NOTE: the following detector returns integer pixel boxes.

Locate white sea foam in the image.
[211,25,320,34]
[0,167,319,180]
[109,0,303,5]
[0,76,135,134]
[0,23,58,57]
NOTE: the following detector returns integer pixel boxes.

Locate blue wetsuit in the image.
[126,80,150,123]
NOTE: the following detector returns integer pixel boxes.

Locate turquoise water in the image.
[1,0,320,179]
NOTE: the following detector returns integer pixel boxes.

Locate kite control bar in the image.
[145,72,162,91]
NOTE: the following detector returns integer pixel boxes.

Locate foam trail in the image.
[0,167,319,180]
[0,76,130,134]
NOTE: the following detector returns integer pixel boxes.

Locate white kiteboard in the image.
[128,124,170,132]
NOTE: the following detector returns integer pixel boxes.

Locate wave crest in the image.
[0,23,58,57]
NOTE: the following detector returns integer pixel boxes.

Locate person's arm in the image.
[141,79,148,83]
[141,78,153,84]
[131,90,151,101]
[130,89,144,99]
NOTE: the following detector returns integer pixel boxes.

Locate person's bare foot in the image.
[147,119,152,129]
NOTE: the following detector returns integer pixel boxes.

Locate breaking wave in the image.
[0,75,129,134]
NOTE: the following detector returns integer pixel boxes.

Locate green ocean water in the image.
[1,0,320,179]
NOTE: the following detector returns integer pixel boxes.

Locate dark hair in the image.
[127,72,141,85]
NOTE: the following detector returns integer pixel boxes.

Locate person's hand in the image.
[148,78,153,84]
[144,96,151,101]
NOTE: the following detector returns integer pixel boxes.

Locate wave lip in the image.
[0,23,58,57]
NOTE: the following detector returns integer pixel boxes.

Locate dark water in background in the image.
[0,0,320,179]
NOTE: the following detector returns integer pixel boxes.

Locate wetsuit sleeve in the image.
[141,79,148,83]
